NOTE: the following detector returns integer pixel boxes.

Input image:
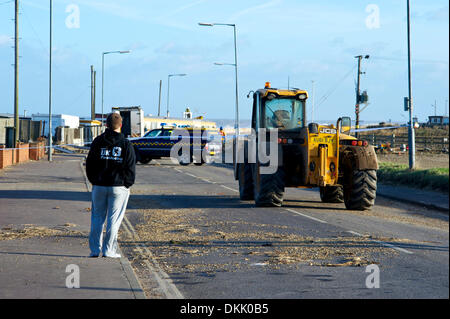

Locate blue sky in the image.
[0,0,448,124]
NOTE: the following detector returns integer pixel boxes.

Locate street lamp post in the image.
[48,0,53,161]
[406,0,415,169]
[101,50,131,127]
[199,22,239,139]
[167,73,187,118]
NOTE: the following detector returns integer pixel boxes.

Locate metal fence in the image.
[362,133,449,151]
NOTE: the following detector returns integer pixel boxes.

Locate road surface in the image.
[118,158,449,299]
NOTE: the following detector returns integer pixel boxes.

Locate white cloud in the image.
[159,0,209,19]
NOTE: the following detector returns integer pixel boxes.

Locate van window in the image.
[145,129,162,137]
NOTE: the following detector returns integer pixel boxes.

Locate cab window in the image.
[264,98,305,130]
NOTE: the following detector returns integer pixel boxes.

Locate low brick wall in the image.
[1,141,46,170]
[0,145,14,169]
[15,143,29,164]
[29,141,45,161]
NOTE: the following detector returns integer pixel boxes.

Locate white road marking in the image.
[200,178,215,184]
[347,231,413,255]
[185,173,197,178]
[285,208,328,224]
[221,185,239,193]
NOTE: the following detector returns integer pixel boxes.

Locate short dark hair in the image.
[106,112,122,130]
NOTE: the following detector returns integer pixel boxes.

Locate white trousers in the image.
[89,185,130,256]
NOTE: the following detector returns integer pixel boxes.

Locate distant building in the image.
[428,115,449,126]
[0,113,31,120]
[32,114,79,136]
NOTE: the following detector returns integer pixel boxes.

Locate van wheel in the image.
[139,158,152,164]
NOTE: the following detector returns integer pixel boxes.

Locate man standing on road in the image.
[86,113,136,258]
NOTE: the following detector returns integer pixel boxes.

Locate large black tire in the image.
[238,163,254,200]
[343,170,377,210]
[253,164,285,207]
[320,186,344,203]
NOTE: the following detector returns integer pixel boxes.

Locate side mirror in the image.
[340,117,351,133]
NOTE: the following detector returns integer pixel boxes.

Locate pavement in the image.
[0,154,145,299]
[0,154,447,299]
[377,184,448,213]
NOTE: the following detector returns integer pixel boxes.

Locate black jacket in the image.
[86,129,136,188]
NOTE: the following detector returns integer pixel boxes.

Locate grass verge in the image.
[377,162,449,193]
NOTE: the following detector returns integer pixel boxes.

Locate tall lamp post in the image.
[101,50,131,126]
[406,0,415,170]
[167,73,187,118]
[198,22,239,139]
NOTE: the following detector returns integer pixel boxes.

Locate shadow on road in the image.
[128,194,350,212]
[129,194,252,209]
[0,251,88,258]
[0,190,90,201]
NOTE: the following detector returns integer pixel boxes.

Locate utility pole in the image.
[354,55,369,138]
[355,56,361,139]
[158,80,162,117]
[14,0,19,151]
[48,0,53,161]
[406,0,416,169]
[432,100,437,116]
[91,65,96,120]
[93,70,96,119]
